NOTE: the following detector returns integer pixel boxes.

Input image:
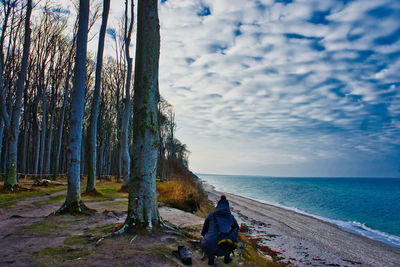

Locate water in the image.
[199,174,400,248]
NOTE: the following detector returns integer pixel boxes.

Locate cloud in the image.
[157,0,400,176]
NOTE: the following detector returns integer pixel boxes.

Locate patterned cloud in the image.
[158,0,400,177]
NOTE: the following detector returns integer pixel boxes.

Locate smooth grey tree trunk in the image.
[39,95,47,175]
[0,117,3,174]
[81,134,85,175]
[120,0,134,190]
[33,100,40,175]
[120,99,131,187]
[21,90,29,174]
[2,132,8,174]
[58,0,90,213]
[97,139,103,178]
[86,0,110,192]
[0,0,12,175]
[4,0,32,189]
[122,0,161,231]
[44,112,54,175]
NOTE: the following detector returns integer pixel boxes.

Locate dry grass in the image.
[157,159,214,217]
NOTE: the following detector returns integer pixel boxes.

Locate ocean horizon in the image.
[198,174,400,249]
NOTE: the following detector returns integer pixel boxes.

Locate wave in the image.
[332,220,400,248]
[202,180,400,249]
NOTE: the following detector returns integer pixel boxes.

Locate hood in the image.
[214,198,231,215]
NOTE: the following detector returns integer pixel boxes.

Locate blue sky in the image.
[51,0,400,177]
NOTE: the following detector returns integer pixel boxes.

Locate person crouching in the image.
[201,195,239,265]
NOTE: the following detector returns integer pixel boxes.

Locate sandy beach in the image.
[203,182,400,267]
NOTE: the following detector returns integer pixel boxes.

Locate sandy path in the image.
[204,183,400,267]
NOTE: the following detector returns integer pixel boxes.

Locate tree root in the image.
[54,201,96,216]
[94,216,183,247]
[160,216,181,232]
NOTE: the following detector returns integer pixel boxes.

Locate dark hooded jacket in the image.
[200,197,239,256]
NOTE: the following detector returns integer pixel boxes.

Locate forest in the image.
[0,0,191,228]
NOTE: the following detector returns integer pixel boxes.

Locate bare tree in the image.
[86,0,110,192]
[119,0,134,191]
[121,0,161,231]
[1,0,32,190]
[58,0,90,213]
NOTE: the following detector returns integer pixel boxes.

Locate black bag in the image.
[177,245,192,265]
[213,213,238,252]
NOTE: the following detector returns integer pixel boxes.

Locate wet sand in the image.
[203,183,400,267]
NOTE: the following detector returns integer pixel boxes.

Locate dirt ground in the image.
[0,183,260,267]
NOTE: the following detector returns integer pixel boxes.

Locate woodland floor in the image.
[0,180,271,267]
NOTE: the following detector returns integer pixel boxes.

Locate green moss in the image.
[32,245,91,266]
[84,223,118,238]
[47,194,66,204]
[4,166,17,187]
[148,244,173,255]
[32,194,66,207]
[0,199,17,207]
[98,188,116,194]
[64,235,89,246]
[28,220,68,232]
[82,194,109,202]
[0,185,67,208]
[84,182,127,201]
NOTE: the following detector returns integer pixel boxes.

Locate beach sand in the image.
[203,183,400,267]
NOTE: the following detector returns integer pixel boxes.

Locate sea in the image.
[198,174,400,248]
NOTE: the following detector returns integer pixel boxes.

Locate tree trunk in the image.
[120,98,131,188]
[4,0,32,189]
[58,0,90,213]
[120,0,134,190]
[107,142,111,175]
[0,117,4,171]
[98,139,104,179]
[39,96,47,175]
[55,76,70,176]
[81,133,85,175]
[21,92,29,174]
[33,99,40,175]
[123,0,161,231]
[44,112,54,175]
[86,0,110,192]
[2,131,8,174]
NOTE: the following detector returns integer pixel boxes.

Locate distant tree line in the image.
[0,0,189,190]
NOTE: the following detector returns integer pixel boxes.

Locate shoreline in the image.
[202,181,400,267]
[208,183,400,249]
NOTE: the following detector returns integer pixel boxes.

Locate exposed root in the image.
[95,223,129,246]
[160,216,181,232]
[95,215,181,247]
[54,201,96,216]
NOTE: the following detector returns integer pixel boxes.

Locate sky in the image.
[48,0,400,177]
